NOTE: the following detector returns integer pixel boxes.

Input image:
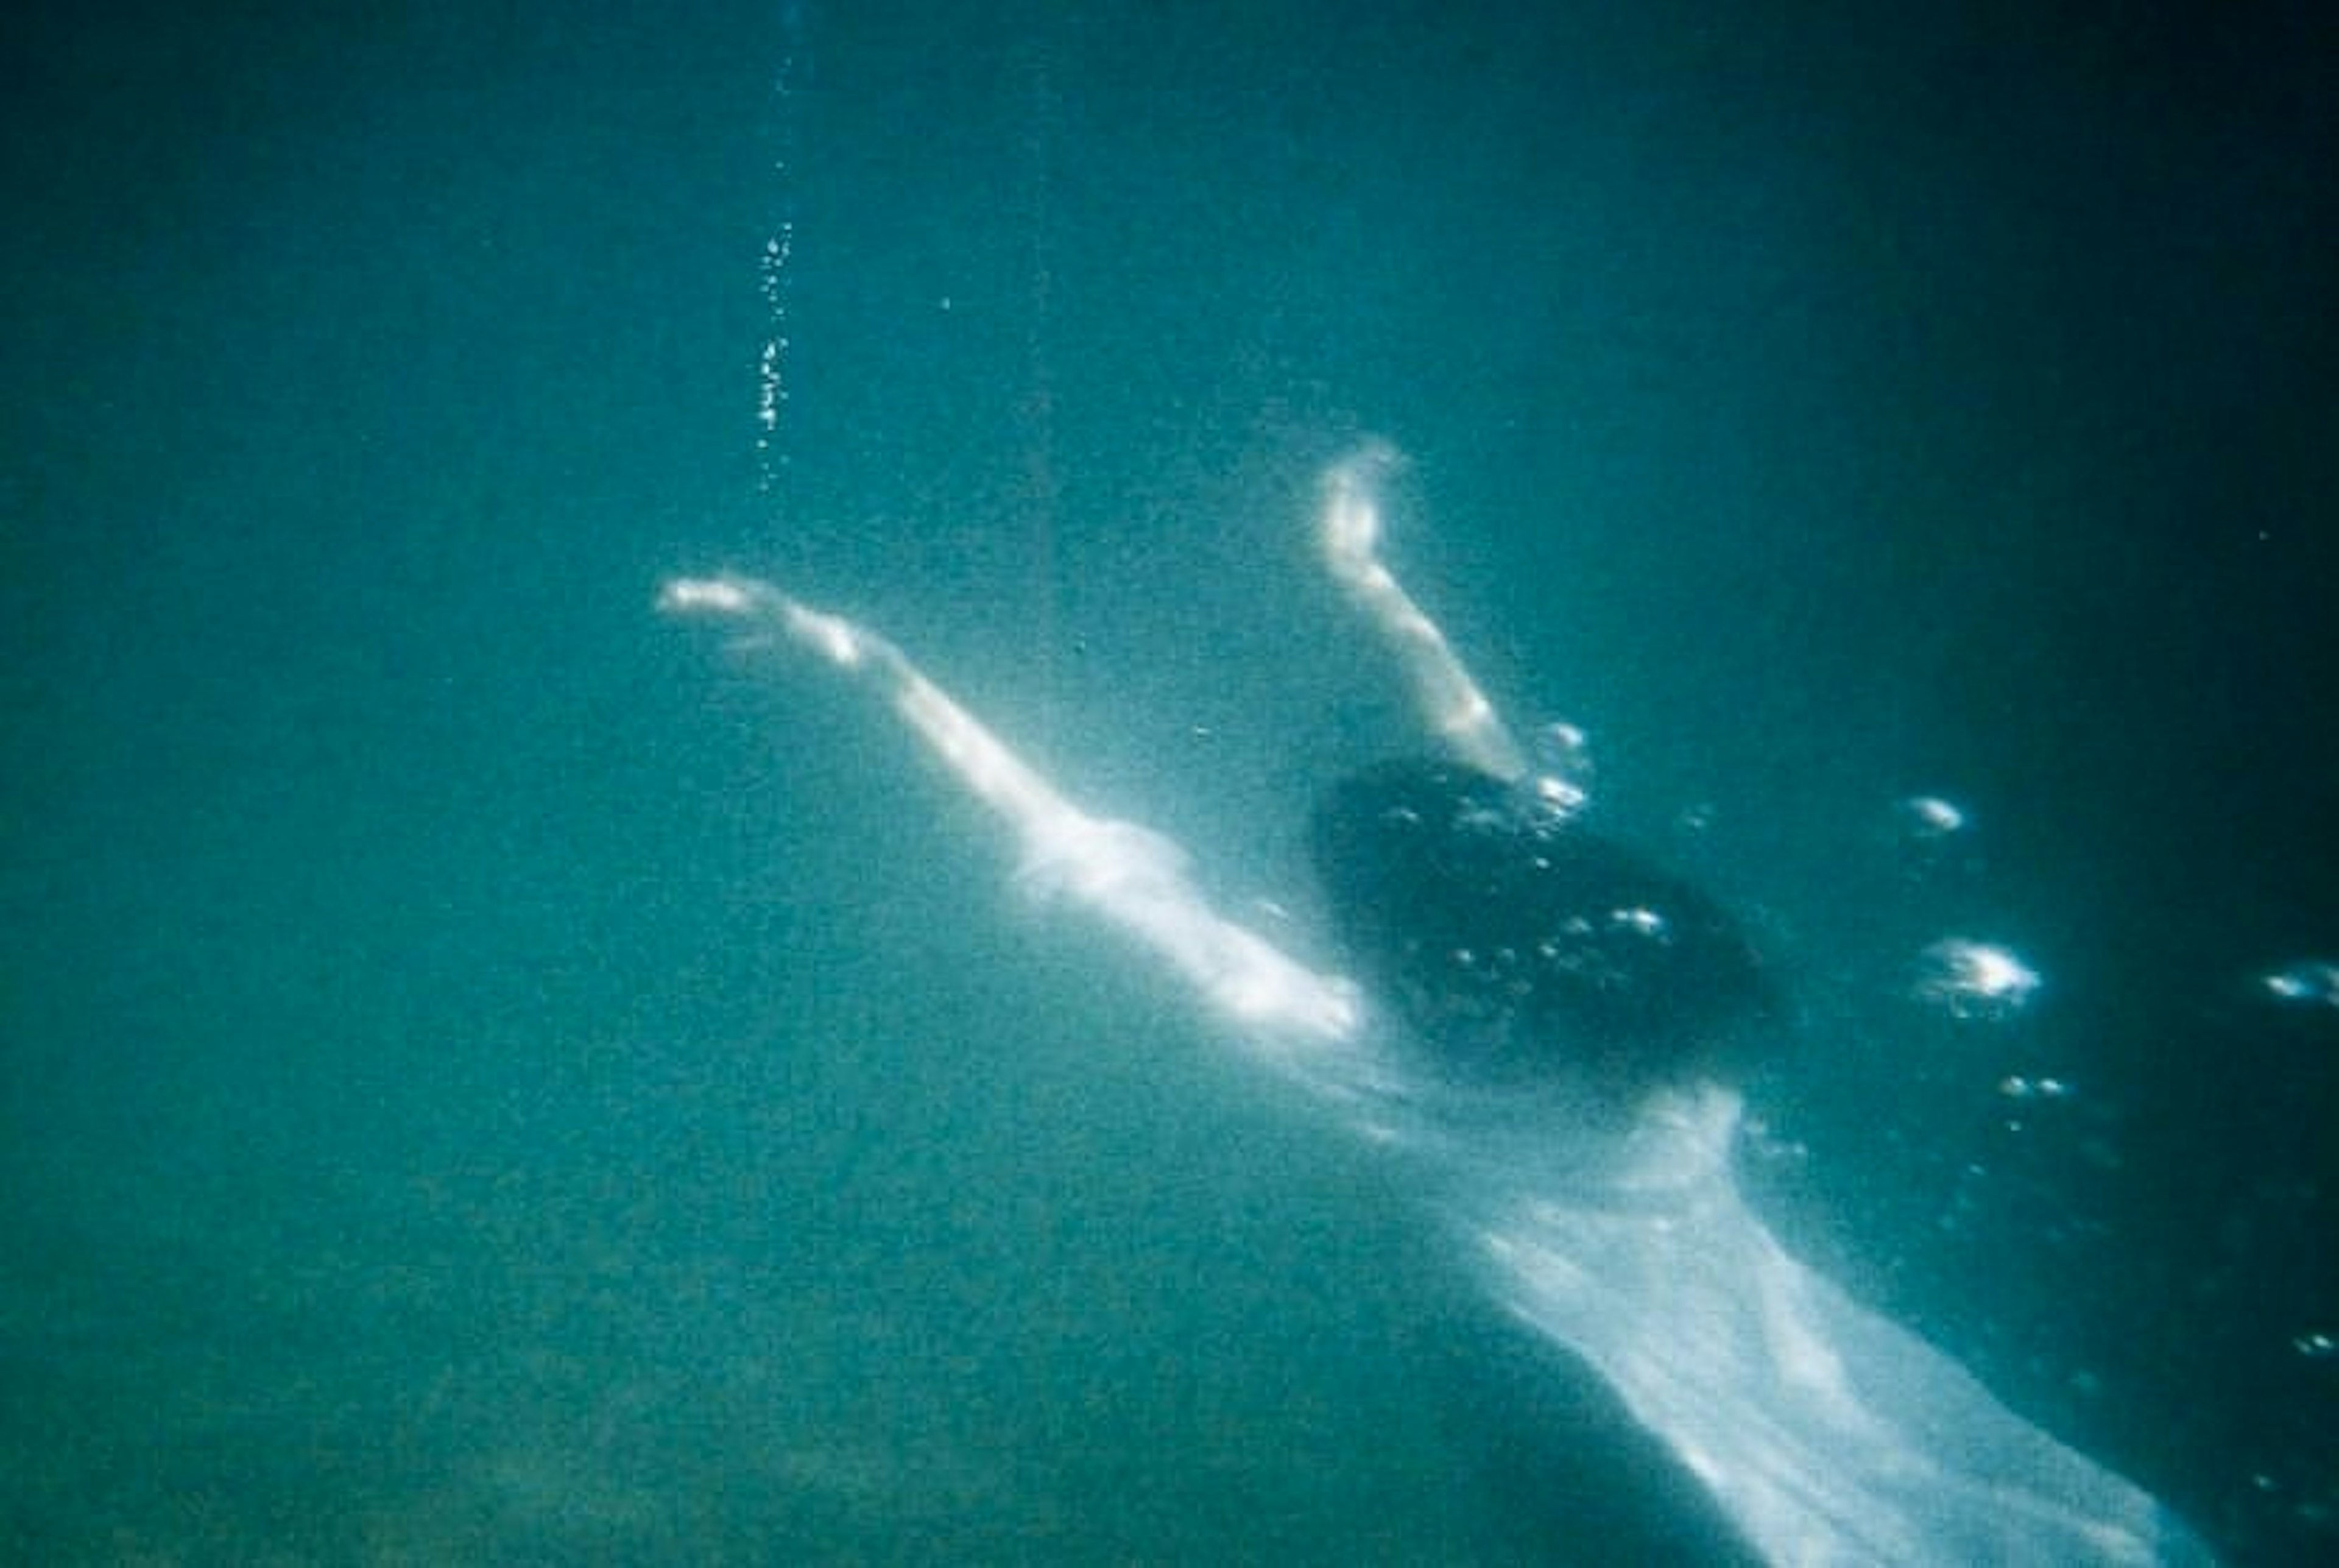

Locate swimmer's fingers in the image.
[657,573,871,669]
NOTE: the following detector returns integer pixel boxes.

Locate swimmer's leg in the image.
[1317,443,1528,783]
[658,573,1363,1054]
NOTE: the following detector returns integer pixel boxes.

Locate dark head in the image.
[1308,758,1775,1098]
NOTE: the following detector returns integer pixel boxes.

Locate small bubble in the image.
[2263,961,2339,1008]
[2293,1331,2339,1361]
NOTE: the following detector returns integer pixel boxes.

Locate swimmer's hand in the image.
[657,573,875,670]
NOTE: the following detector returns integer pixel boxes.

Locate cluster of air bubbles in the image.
[757,231,793,433]
[1913,937,2042,1020]
[753,2,811,493]
[1994,1075,2079,1137]
[2295,1330,2339,1361]
[754,224,796,486]
[2261,960,2339,1009]
[1514,721,1593,825]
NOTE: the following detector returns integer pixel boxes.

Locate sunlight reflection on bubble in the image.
[1894,794,1969,841]
[1913,938,2042,1019]
[2262,961,2339,1009]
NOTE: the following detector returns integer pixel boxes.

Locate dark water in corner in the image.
[4,1,2333,1562]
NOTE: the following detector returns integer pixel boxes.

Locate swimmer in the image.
[661,445,2213,1564]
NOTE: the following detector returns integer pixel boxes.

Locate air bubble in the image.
[1913,938,2042,1019]
[2262,961,2339,1008]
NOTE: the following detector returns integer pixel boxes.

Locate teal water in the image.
[4,1,2333,1561]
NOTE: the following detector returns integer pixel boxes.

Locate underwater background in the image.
[4,0,2334,1561]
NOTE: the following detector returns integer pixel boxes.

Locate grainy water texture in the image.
[2,1,2332,1563]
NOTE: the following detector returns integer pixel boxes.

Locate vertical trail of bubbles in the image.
[754,0,811,500]
[1017,20,1062,743]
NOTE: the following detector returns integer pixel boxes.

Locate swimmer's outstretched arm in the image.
[1318,445,1529,782]
[658,574,1364,1062]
